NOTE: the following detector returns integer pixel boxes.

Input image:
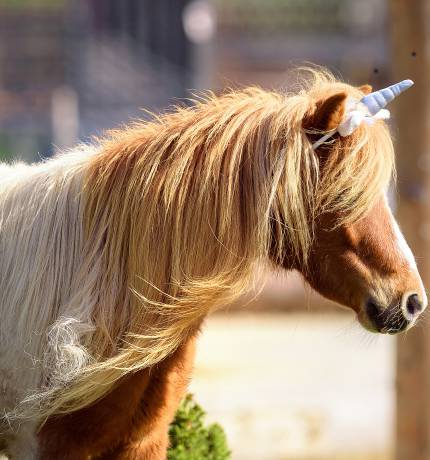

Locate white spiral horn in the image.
[361,79,414,115]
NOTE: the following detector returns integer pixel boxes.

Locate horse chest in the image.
[38,336,196,460]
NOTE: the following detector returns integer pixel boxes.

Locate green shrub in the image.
[168,394,231,460]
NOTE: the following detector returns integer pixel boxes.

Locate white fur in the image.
[384,198,428,321]
[393,219,428,320]
[0,146,100,458]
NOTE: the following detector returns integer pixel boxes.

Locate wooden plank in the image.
[391,1,430,459]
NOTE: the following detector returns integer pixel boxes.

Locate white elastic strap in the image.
[311,130,336,150]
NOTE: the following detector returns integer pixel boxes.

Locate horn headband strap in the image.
[312,79,414,150]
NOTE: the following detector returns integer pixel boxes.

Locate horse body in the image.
[0,70,426,458]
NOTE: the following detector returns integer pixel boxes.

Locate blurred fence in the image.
[0,0,196,160]
[215,0,389,89]
[0,0,389,161]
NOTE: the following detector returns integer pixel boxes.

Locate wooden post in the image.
[391,1,430,459]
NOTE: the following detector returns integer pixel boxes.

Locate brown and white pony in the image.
[0,70,426,459]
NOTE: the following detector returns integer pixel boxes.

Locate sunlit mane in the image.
[1,69,394,423]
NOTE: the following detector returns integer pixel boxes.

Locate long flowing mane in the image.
[1,69,394,423]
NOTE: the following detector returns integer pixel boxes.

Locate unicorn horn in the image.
[361,79,414,115]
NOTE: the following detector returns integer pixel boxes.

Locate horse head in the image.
[272,78,426,333]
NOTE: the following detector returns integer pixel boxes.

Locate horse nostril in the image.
[406,294,423,316]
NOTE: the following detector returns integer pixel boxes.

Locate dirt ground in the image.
[190,312,396,460]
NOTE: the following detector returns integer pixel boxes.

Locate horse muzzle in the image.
[364,292,427,334]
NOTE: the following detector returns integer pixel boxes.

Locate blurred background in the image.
[0,1,427,460]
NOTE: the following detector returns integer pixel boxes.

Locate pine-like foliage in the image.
[168,395,231,460]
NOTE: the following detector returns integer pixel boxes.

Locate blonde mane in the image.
[1,69,394,423]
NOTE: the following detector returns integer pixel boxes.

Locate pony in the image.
[0,69,426,459]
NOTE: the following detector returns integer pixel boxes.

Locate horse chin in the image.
[356,311,381,334]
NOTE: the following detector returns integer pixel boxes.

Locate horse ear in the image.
[358,84,373,95]
[305,92,348,132]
